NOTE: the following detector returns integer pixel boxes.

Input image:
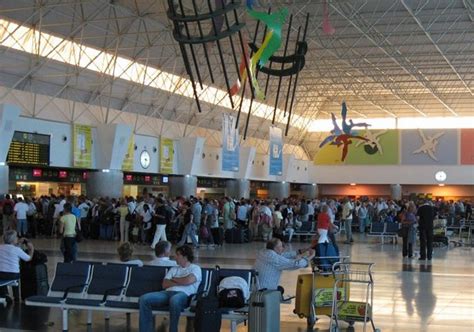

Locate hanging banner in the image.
[73,124,92,168]
[122,135,134,171]
[160,138,174,174]
[269,126,283,175]
[222,113,240,172]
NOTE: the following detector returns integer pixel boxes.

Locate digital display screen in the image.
[58,171,68,179]
[7,131,50,166]
[32,169,42,177]
[162,176,169,183]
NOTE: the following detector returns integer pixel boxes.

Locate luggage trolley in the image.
[330,262,380,332]
[294,255,350,329]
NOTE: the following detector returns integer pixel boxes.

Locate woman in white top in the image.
[0,230,34,302]
[139,204,154,244]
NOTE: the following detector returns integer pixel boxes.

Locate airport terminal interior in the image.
[0,0,473,331]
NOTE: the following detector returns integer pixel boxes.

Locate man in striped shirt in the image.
[255,238,314,291]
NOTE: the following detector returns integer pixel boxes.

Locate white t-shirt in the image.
[0,244,32,273]
[149,257,178,267]
[14,202,29,220]
[165,264,202,296]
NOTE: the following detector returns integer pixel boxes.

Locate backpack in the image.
[217,276,248,309]
[3,202,13,216]
[218,288,245,308]
[312,241,339,272]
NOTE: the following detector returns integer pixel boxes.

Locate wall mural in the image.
[314,102,399,165]
[401,129,457,165]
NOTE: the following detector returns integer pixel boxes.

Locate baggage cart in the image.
[330,262,380,332]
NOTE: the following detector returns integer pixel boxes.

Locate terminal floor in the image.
[1,234,473,332]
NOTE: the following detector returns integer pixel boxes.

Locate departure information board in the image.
[7,131,50,166]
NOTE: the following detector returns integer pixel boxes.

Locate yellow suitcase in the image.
[294,273,350,327]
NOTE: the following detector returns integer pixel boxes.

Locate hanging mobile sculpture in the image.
[167,0,310,139]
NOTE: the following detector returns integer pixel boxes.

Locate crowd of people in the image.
[0,193,471,248]
[0,191,472,331]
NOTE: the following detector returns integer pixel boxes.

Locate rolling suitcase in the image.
[211,227,224,246]
[20,262,49,300]
[294,273,350,328]
[248,290,280,332]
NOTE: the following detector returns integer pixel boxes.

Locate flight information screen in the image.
[7,131,50,166]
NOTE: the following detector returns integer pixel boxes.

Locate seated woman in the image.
[117,242,143,266]
[0,230,34,304]
[282,212,296,242]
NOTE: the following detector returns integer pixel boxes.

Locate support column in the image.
[0,165,8,196]
[169,175,197,198]
[301,184,318,199]
[86,170,124,198]
[268,182,290,199]
[225,179,250,199]
[391,184,402,200]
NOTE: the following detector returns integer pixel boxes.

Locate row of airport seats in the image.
[25,261,258,332]
[368,222,400,244]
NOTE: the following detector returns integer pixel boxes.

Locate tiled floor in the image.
[1,233,473,331]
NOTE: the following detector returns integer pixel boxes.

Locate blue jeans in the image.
[139,291,189,332]
[16,219,27,236]
[62,237,77,263]
[178,223,198,246]
[359,217,367,233]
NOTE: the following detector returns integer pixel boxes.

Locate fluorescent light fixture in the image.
[438,184,445,187]
[185,174,190,178]
[0,18,307,129]
[282,181,286,184]
[102,169,110,173]
[308,116,474,132]
[350,183,356,186]
[312,183,316,186]
[0,162,5,166]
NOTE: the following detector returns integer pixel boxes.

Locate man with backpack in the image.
[2,195,15,235]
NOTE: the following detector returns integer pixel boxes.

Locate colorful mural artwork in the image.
[460,129,474,165]
[316,102,372,163]
[401,129,458,165]
[315,129,399,165]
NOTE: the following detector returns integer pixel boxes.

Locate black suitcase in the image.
[20,263,49,300]
[194,292,222,332]
[90,221,100,240]
[212,227,224,246]
[225,228,248,244]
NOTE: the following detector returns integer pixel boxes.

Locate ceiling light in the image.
[0,18,307,129]
[350,183,356,186]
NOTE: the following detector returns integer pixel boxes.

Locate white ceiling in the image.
[0,0,473,158]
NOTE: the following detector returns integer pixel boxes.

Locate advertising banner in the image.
[160,138,174,174]
[269,126,283,175]
[73,124,92,168]
[122,135,134,171]
[222,113,240,171]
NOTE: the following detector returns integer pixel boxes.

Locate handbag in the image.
[75,229,84,242]
[75,219,84,242]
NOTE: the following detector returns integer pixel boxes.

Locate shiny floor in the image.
[1,233,473,332]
